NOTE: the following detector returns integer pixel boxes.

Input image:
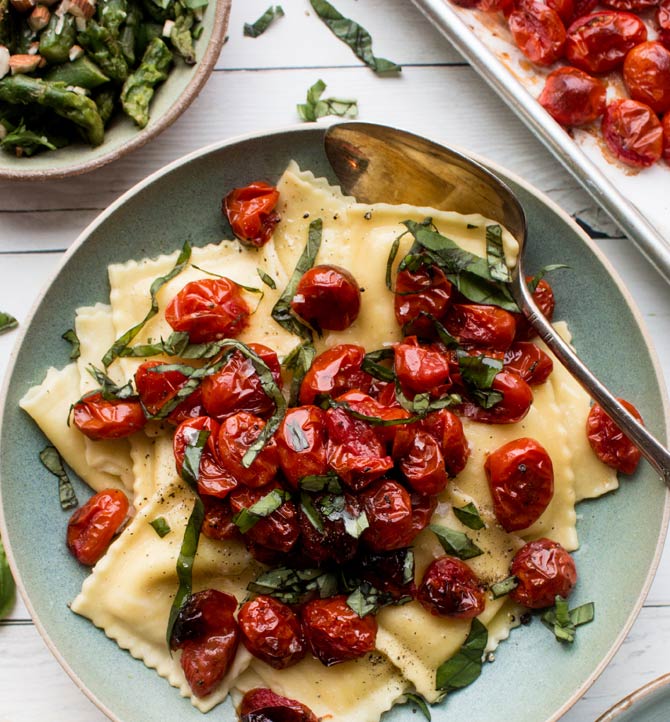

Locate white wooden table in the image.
[1,1,668,720]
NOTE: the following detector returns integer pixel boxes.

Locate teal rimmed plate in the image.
[0,125,668,722]
[597,673,670,721]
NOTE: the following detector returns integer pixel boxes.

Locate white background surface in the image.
[0,1,669,720]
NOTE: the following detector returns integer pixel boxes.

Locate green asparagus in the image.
[46,56,111,89]
[120,36,172,128]
[94,87,117,125]
[170,1,196,65]
[39,13,76,64]
[99,0,128,34]
[0,75,105,146]
[77,19,130,82]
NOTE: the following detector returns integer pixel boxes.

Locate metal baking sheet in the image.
[412,0,670,283]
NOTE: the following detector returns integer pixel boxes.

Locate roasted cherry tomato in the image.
[663,112,670,163]
[395,429,449,496]
[418,408,470,476]
[201,343,281,420]
[291,264,361,331]
[223,181,280,248]
[354,548,417,601]
[461,371,533,424]
[169,589,239,697]
[394,262,453,338]
[510,538,577,608]
[238,595,306,669]
[201,496,240,541]
[360,478,414,551]
[602,0,658,11]
[72,392,146,441]
[229,482,299,554]
[417,556,486,618]
[586,398,643,474]
[504,342,553,385]
[445,303,517,350]
[301,595,377,666]
[66,488,129,565]
[325,407,393,491]
[545,0,575,24]
[485,437,554,531]
[602,99,664,168]
[275,405,328,489]
[165,278,251,343]
[508,1,567,66]
[513,277,556,341]
[334,390,411,445]
[658,0,670,50]
[299,344,372,405]
[298,491,361,565]
[239,688,318,722]
[173,416,237,498]
[572,0,598,17]
[539,66,607,126]
[566,11,647,74]
[217,411,280,488]
[623,42,670,115]
[394,336,451,394]
[134,360,189,417]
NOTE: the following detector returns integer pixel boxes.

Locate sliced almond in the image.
[27,4,50,30]
[65,0,95,19]
[9,0,36,13]
[9,53,42,74]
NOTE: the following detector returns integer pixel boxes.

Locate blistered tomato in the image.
[417,556,486,618]
[394,263,453,338]
[623,42,670,115]
[66,488,129,565]
[445,303,516,350]
[223,181,280,248]
[504,341,554,385]
[275,405,328,489]
[461,371,533,424]
[602,99,664,168]
[239,688,318,722]
[394,337,451,394]
[508,0,567,66]
[539,66,606,126]
[514,277,556,341]
[299,344,372,405]
[360,478,414,551]
[510,538,577,608]
[72,392,145,440]
[291,264,361,331]
[586,398,643,474]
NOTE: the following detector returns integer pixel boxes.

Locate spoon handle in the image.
[514,278,670,488]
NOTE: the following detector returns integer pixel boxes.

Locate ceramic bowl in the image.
[0,0,230,181]
[0,125,668,721]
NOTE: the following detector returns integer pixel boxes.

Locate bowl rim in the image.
[595,672,670,721]
[0,0,231,182]
[0,122,668,722]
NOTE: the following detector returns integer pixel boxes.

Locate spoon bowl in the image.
[324,122,670,486]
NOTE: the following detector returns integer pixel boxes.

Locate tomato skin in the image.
[299,344,372,405]
[566,12,647,75]
[445,303,517,350]
[572,0,598,17]
[514,277,556,341]
[169,589,239,698]
[395,429,449,495]
[173,416,237,498]
[165,278,251,343]
[504,341,554,385]
[223,181,280,248]
[239,688,318,722]
[602,99,664,168]
[275,406,328,490]
[201,343,282,420]
[298,491,361,565]
[238,596,306,669]
[291,264,361,331]
[461,371,534,424]
[624,42,670,115]
[394,337,451,394]
[663,112,670,163]
[334,390,411,445]
[301,595,377,666]
[394,264,453,338]
[72,392,146,441]
[417,556,486,618]
[510,538,577,608]
[485,437,554,531]
[217,412,280,488]
[66,488,129,565]
[508,1,567,66]
[418,409,470,476]
[229,482,300,554]
[539,66,607,126]
[201,496,240,541]
[326,407,393,491]
[586,398,643,474]
[354,548,418,601]
[360,479,414,551]
[602,0,659,11]
[134,361,189,416]
[658,0,670,50]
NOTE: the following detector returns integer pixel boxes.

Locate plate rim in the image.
[1,122,668,722]
[596,672,670,721]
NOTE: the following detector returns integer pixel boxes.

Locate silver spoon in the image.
[324,122,670,487]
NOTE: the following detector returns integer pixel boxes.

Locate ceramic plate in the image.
[0,125,668,722]
[596,673,670,721]
[0,0,231,181]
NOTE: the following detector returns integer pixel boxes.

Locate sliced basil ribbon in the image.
[244,5,284,38]
[430,523,483,560]
[39,445,78,511]
[233,488,291,534]
[453,502,485,531]
[436,618,488,692]
[486,224,511,283]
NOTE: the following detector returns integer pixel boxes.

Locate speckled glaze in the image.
[596,673,670,721]
[0,126,668,722]
[0,0,230,181]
